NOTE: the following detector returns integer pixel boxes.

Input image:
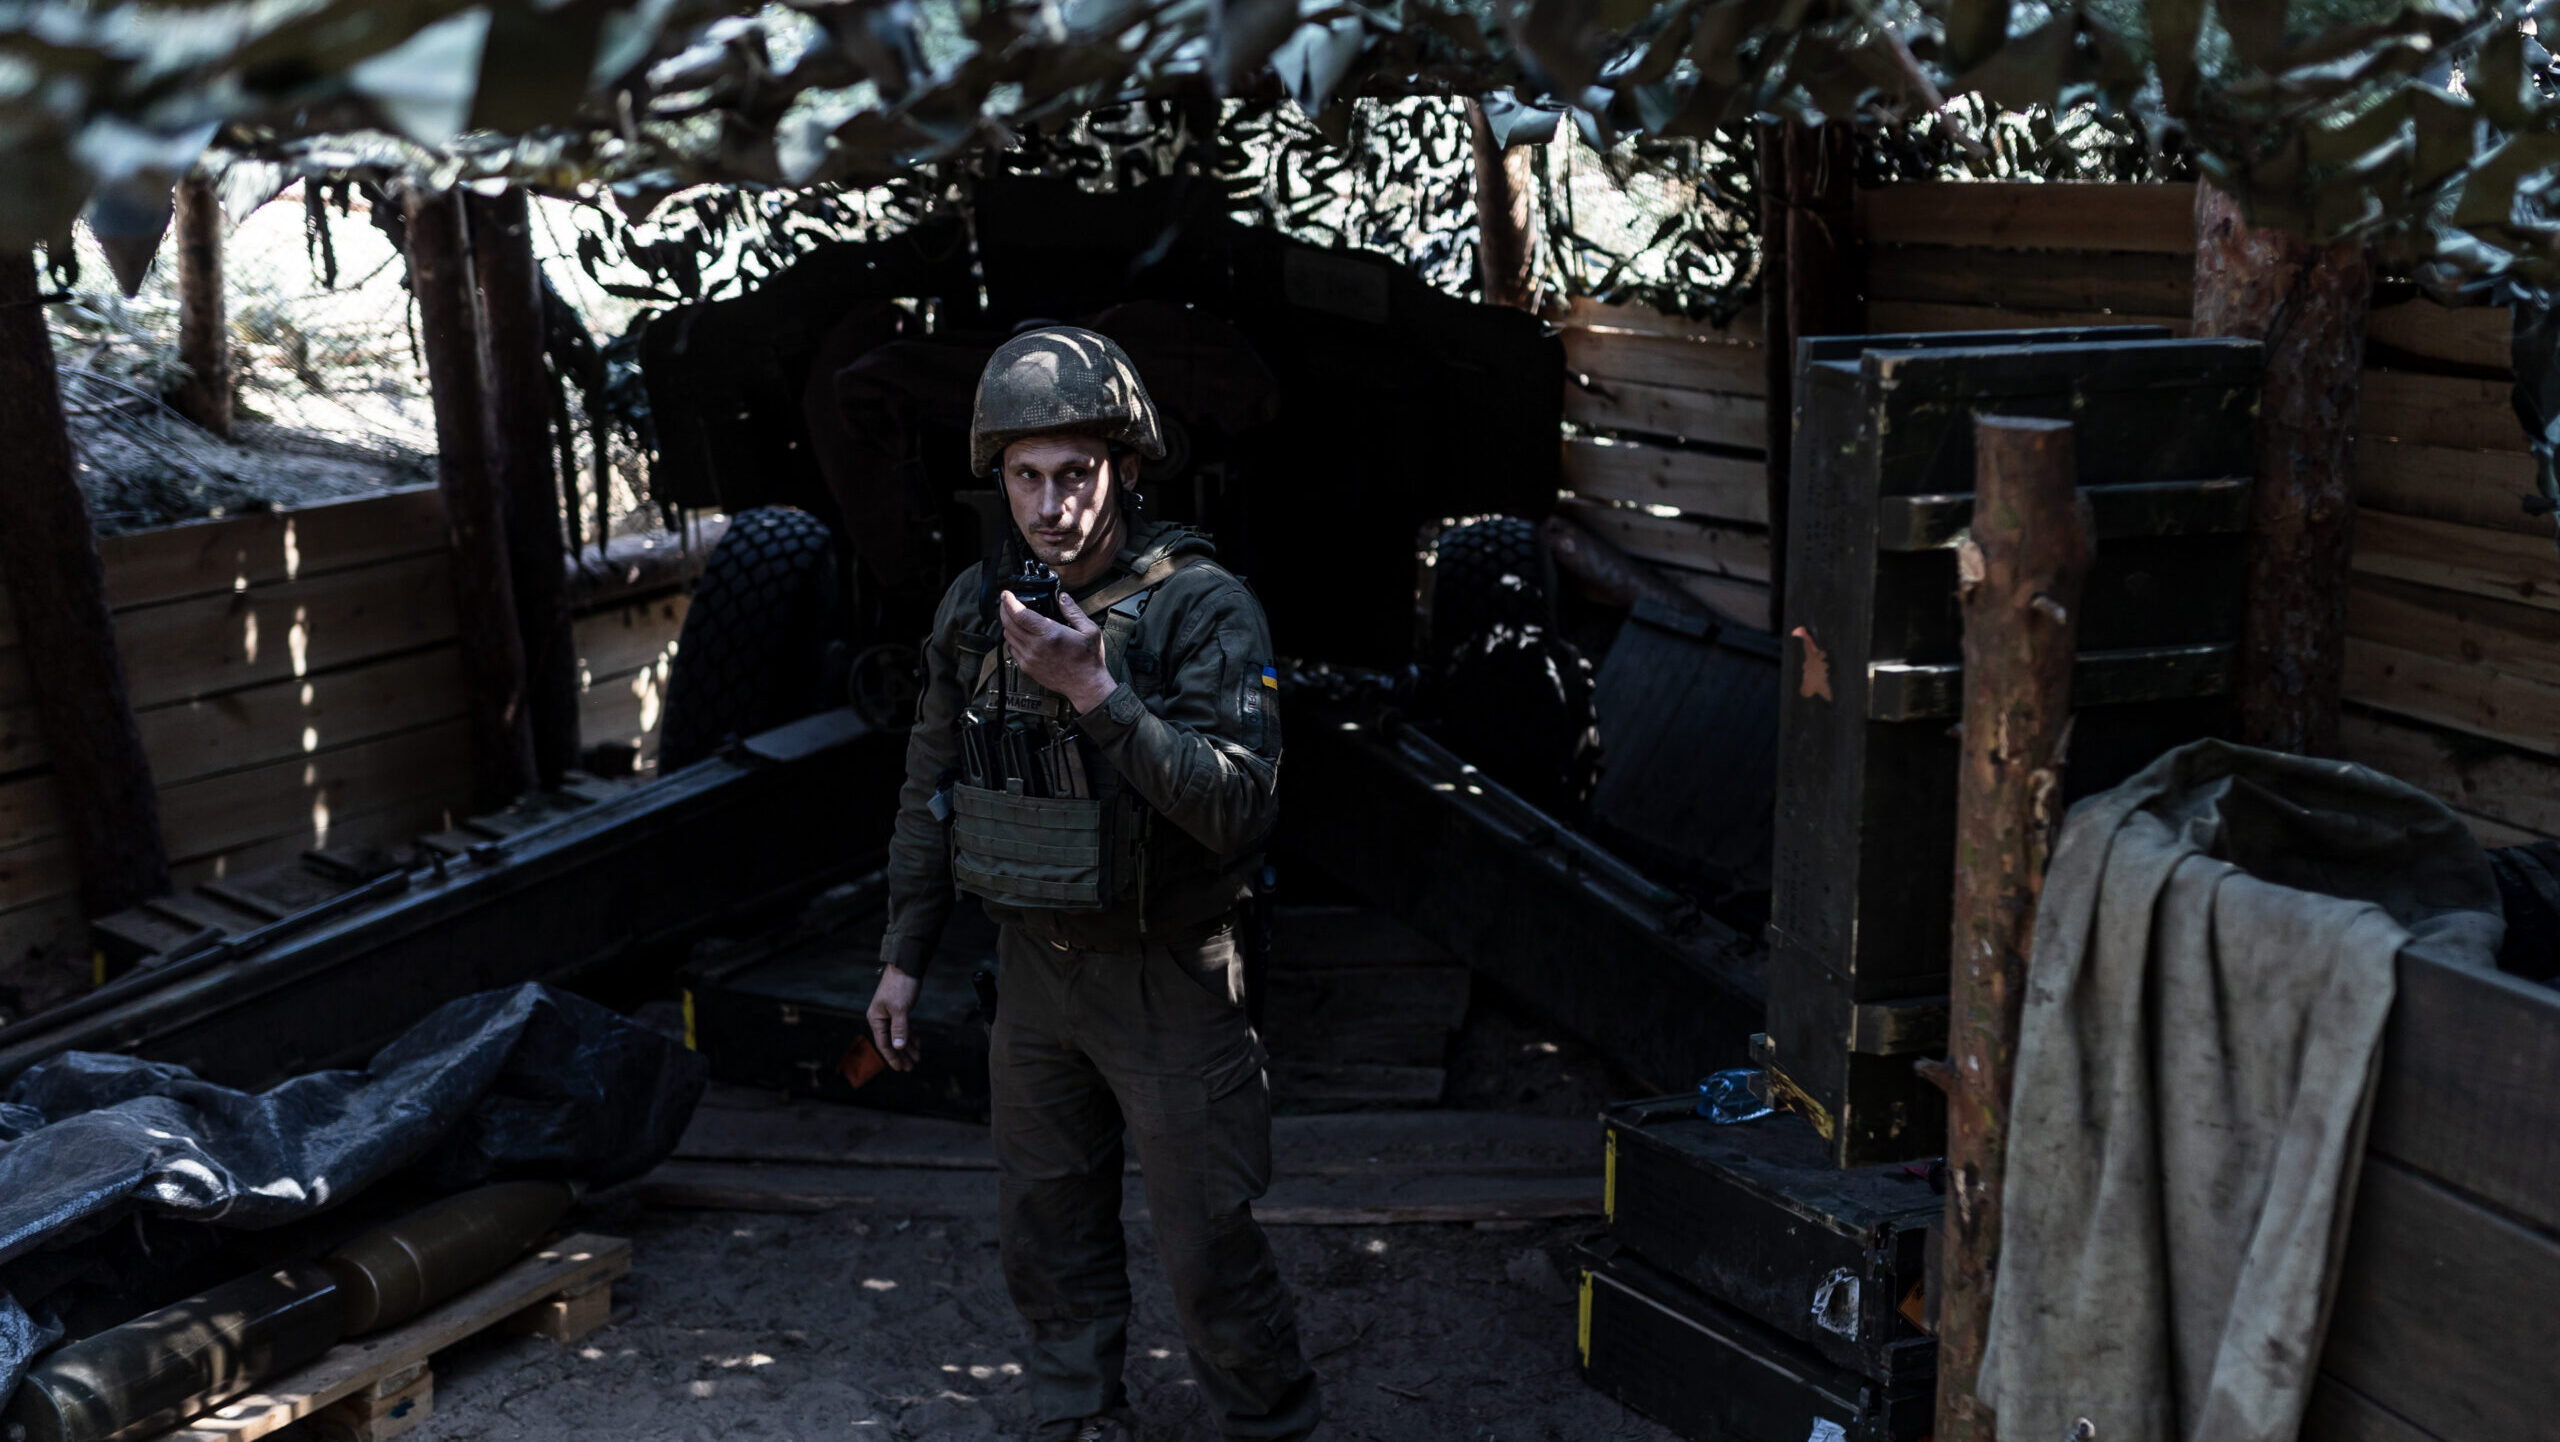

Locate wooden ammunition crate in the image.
[1577,1239,1931,1442]
[1768,327,2262,1165]
[1604,1098,1938,1383]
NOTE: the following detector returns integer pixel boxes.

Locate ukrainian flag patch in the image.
[1261,665,1279,689]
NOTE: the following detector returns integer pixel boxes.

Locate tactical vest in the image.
[945,529,1209,916]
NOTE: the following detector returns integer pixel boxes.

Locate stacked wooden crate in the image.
[1855,179,2560,845]
[0,488,699,1007]
[1555,299,1774,629]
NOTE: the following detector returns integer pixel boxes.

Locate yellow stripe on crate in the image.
[1603,1130,1617,1220]
[1578,1273,1594,1367]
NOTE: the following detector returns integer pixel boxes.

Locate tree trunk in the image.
[171,175,231,439]
[2192,183,2370,757]
[0,250,171,915]
[468,188,578,791]
[1934,415,2090,1442]
[1465,101,1538,311]
[403,186,535,810]
[1760,116,1861,621]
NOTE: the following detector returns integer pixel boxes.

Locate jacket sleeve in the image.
[879,575,977,978]
[1076,575,1281,859]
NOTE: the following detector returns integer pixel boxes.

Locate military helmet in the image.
[969,326,1167,475]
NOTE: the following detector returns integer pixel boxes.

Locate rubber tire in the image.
[657,506,841,771]
[1421,515,1549,668]
[1428,623,1600,814]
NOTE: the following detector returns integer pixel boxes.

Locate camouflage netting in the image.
[8,0,2560,303]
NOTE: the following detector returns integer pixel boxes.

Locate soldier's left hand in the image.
[1001,587,1118,714]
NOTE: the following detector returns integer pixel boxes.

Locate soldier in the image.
[864,327,1319,1442]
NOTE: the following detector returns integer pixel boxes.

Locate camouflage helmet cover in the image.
[969,326,1167,475]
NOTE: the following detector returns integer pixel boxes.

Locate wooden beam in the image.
[1858,181,2198,254]
[403,187,534,810]
[1561,436,1769,524]
[1465,100,1537,311]
[2337,707,2560,839]
[1934,414,2088,1442]
[468,188,578,791]
[1770,118,1861,618]
[170,174,232,440]
[1866,243,2195,316]
[2193,181,2370,756]
[0,249,170,915]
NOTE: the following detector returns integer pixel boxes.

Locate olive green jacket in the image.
[880,524,1281,975]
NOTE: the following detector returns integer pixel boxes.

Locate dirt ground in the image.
[407,990,1682,1442]
[415,1197,1677,1442]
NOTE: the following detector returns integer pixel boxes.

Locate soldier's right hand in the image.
[866,965,924,1072]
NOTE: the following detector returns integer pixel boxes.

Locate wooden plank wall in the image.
[1553,297,1774,628]
[1857,179,2560,847]
[0,488,695,1012]
[1841,182,2560,1442]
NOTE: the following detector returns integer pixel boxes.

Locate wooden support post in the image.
[0,250,171,915]
[403,187,535,810]
[1934,416,2089,1442]
[1759,117,1862,621]
[2192,183,2370,757]
[1465,102,1538,311]
[171,174,232,440]
[468,188,578,791]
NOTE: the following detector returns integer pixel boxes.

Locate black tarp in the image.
[0,983,704,1408]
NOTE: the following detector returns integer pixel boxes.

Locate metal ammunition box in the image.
[680,890,996,1122]
[1604,1098,1938,1383]
[1577,1239,1932,1442]
[1769,328,2262,1165]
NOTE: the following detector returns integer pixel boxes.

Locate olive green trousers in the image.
[991,921,1320,1442]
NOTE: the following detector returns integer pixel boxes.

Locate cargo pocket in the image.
[950,785,1109,910]
[1153,928,1265,1101]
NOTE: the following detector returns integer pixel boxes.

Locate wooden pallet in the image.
[164,1233,632,1442]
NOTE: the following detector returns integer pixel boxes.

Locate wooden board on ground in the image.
[1264,966,1471,1069]
[162,1234,631,1442]
[635,1158,1598,1226]
[1271,1060,1447,1111]
[673,1092,1602,1181]
[1561,436,1768,525]
[1858,181,2198,254]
